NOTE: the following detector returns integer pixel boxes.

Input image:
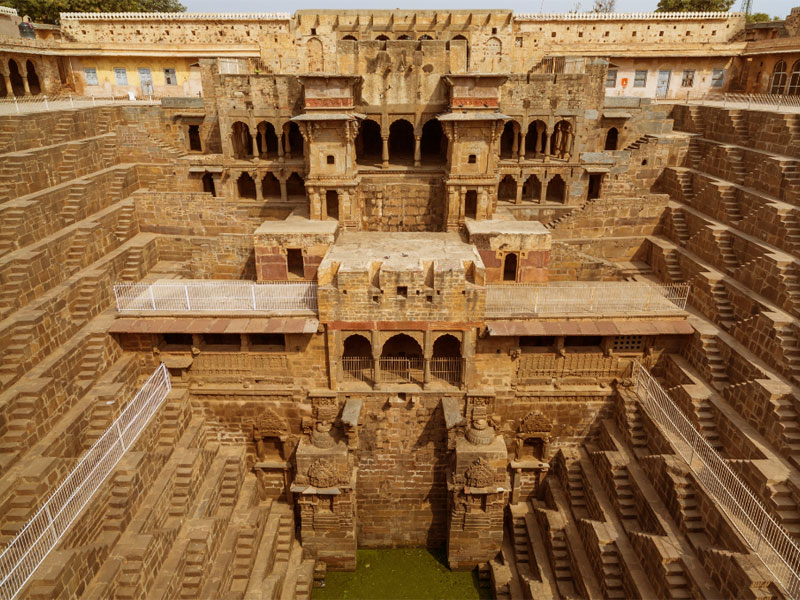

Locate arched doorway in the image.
[604,127,618,151]
[523,175,541,202]
[546,175,566,203]
[464,190,478,219]
[500,121,518,159]
[286,173,305,199]
[498,175,516,202]
[419,34,433,41]
[486,37,501,69]
[8,59,24,96]
[420,119,446,164]
[257,121,279,158]
[25,60,40,95]
[325,190,339,220]
[551,120,573,159]
[771,60,787,95]
[376,34,390,41]
[381,334,424,384]
[397,34,411,40]
[202,172,216,196]
[526,121,547,157]
[789,60,800,95]
[284,122,304,159]
[503,253,518,281]
[452,34,469,70]
[356,119,382,164]
[308,38,324,72]
[389,119,414,164]
[342,334,373,384]
[231,122,253,159]
[342,35,357,41]
[237,172,256,199]
[262,173,281,200]
[431,334,462,386]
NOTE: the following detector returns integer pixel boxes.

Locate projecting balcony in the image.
[485,282,689,319]
[113,280,318,314]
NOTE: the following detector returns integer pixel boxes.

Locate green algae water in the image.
[312,548,492,600]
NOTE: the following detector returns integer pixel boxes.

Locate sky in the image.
[181,0,792,19]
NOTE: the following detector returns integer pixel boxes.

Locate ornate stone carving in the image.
[252,408,287,440]
[465,458,495,488]
[519,411,552,434]
[307,458,340,488]
[310,396,339,449]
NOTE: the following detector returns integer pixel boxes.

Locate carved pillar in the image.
[540,177,548,204]
[250,125,258,159]
[478,188,489,221]
[277,125,285,161]
[254,172,263,201]
[279,178,288,202]
[283,123,292,158]
[515,178,523,205]
[518,132,526,163]
[371,330,382,388]
[21,67,30,95]
[2,72,12,97]
[423,330,432,389]
[414,135,421,167]
[511,123,519,159]
[381,135,389,168]
[462,329,475,388]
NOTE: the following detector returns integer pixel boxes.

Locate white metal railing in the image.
[515,11,740,20]
[114,281,318,313]
[0,364,171,600]
[656,92,800,114]
[342,356,374,384]
[60,11,290,20]
[0,94,160,116]
[485,282,689,318]
[632,362,800,598]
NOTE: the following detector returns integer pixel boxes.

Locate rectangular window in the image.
[613,335,643,352]
[681,70,695,88]
[84,68,98,86]
[249,333,285,349]
[605,69,617,88]
[633,70,648,88]
[711,68,725,88]
[164,68,177,85]
[113,67,128,85]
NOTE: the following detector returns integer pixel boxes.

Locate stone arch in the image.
[771,60,787,95]
[256,121,279,158]
[8,59,24,96]
[788,60,800,95]
[343,333,372,357]
[356,118,382,163]
[551,120,573,159]
[262,172,281,200]
[433,334,461,357]
[498,175,516,202]
[605,127,619,151]
[546,175,566,203]
[231,121,253,159]
[486,37,501,69]
[420,118,447,164]
[525,120,547,156]
[388,118,414,163]
[397,34,411,40]
[284,121,304,158]
[500,120,519,158]
[202,172,216,196]
[376,34,390,41]
[451,34,469,70]
[307,37,324,72]
[523,175,541,202]
[342,35,357,41]
[381,333,423,358]
[419,34,433,41]
[25,60,40,95]
[237,172,257,199]
[286,173,305,198]
[0,74,6,98]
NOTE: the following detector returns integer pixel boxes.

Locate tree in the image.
[0,0,186,25]
[590,0,616,12]
[655,0,734,11]
[746,12,778,22]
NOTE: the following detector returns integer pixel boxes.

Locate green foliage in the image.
[655,0,735,11]
[746,12,779,22]
[0,0,186,25]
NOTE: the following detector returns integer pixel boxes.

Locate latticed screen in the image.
[613,335,643,352]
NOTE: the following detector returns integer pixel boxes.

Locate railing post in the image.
[755,511,768,552]
[14,96,18,114]
[43,95,48,110]
[69,94,74,109]
[92,95,96,107]
[149,285,156,310]
[251,285,257,310]
[44,505,58,544]
[184,285,191,310]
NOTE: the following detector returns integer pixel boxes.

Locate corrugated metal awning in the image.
[109,317,319,335]
[486,319,693,337]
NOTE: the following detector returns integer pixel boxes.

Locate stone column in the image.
[371,330,382,389]
[283,124,292,158]
[511,125,519,159]
[414,135,422,167]
[462,329,475,388]
[381,136,389,168]
[254,172,263,201]
[277,126,285,161]
[279,178,288,202]
[518,132,526,163]
[540,177,548,204]
[515,179,523,205]
[478,188,489,221]
[423,330,432,389]
[2,72,12,97]
[250,124,259,159]
[21,67,30,95]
